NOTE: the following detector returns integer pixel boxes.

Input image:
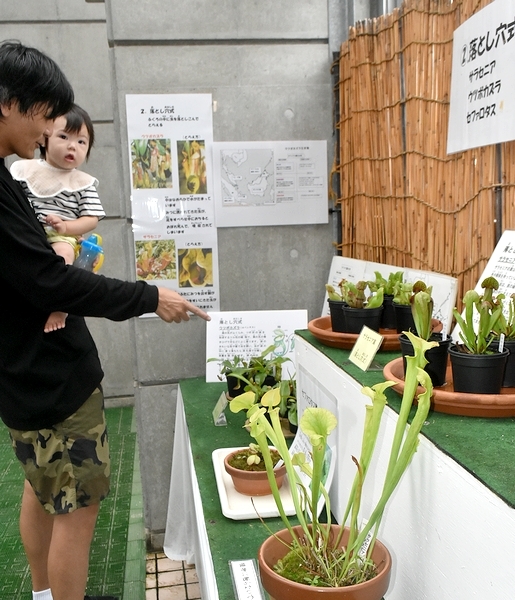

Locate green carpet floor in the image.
[0,406,145,599]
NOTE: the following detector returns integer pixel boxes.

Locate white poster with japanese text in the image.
[212,140,329,227]
[447,0,515,153]
[125,94,220,312]
[205,310,308,382]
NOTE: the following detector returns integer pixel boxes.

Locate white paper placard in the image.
[323,256,458,335]
[229,559,265,600]
[125,93,220,313]
[205,310,308,382]
[447,0,515,154]
[348,326,384,371]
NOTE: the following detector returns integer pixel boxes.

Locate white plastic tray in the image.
[212,447,295,521]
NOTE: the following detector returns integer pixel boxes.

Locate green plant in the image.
[283,377,297,427]
[452,276,503,354]
[209,343,296,414]
[392,280,413,305]
[368,270,404,296]
[207,354,249,394]
[326,279,384,309]
[230,331,436,588]
[410,282,434,340]
[227,443,281,470]
[493,292,515,341]
[325,279,346,301]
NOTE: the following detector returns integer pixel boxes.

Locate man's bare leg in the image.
[20,480,100,600]
[20,481,52,591]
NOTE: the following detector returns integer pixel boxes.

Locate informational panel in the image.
[452,229,515,341]
[125,94,220,312]
[205,310,308,382]
[447,0,515,154]
[212,140,328,227]
[323,256,458,335]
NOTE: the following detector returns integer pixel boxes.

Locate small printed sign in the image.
[348,326,384,371]
[212,392,228,426]
[229,559,265,600]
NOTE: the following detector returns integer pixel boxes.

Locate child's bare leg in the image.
[44,241,75,333]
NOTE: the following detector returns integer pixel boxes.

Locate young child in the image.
[11,103,105,333]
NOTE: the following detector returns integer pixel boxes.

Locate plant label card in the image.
[229,559,265,600]
[348,326,384,371]
[212,392,228,426]
[205,309,308,382]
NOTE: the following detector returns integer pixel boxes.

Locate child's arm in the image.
[45,215,99,237]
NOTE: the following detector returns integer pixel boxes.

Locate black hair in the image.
[0,40,74,119]
[55,104,95,160]
[41,104,95,160]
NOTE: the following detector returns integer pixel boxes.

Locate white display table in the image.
[164,333,515,599]
[295,335,515,600]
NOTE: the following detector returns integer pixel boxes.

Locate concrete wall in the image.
[2,0,381,547]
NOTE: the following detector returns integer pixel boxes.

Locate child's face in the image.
[45,115,90,170]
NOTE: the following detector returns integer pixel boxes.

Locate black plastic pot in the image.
[448,344,509,394]
[393,302,416,334]
[489,338,515,388]
[327,299,347,333]
[341,305,383,334]
[399,332,451,387]
[381,294,396,330]
[226,372,248,398]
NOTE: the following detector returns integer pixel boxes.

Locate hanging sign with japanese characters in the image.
[447,0,515,154]
[125,94,220,312]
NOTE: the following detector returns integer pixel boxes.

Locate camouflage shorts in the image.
[9,388,110,515]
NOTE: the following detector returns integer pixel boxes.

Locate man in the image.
[0,41,210,600]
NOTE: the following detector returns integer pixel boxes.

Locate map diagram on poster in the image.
[220,148,274,207]
[213,140,328,227]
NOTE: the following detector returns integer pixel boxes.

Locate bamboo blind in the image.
[335,0,515,301]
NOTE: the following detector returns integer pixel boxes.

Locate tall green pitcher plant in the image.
[230,330,437,587]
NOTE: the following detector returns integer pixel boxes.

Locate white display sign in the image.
[205,309,308,382]
[212,140,329,227]
[447,0,515,154]
[125,94,220,312]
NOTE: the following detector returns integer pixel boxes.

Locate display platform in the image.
[164,330,515,600]
[295,331,515,600]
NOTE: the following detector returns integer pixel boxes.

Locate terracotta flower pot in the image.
[258,525,392,600]
[224,450,286,496]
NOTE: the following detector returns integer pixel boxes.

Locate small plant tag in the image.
[358,518,373,558]
[348,326,384,371]
[212,392,228,426]
[229,559,266,600]
[499,333,505,353]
